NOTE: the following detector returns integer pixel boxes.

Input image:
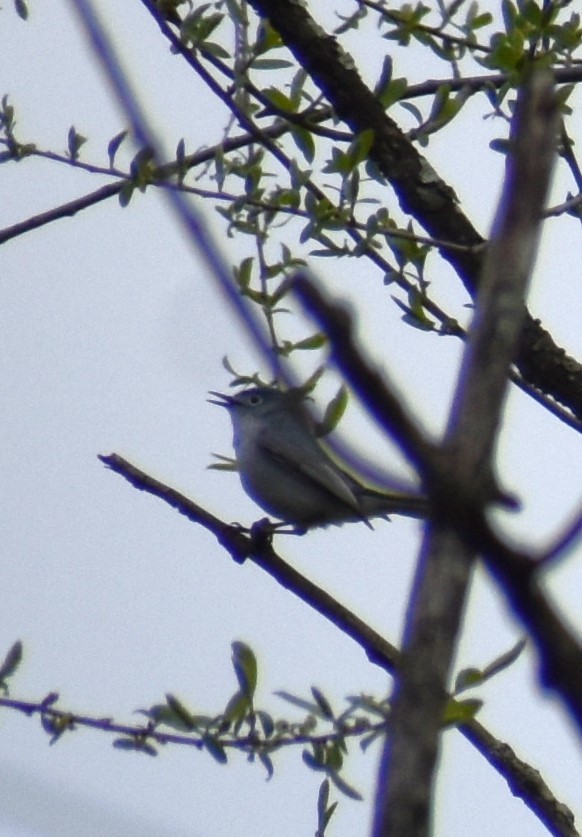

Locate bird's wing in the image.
[258,425,362,514]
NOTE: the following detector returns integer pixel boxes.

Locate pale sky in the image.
[1,2,581,836]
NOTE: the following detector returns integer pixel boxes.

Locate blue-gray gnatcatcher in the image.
[209,387,428,531]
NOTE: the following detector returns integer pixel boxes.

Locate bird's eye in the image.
[248,393,263,406]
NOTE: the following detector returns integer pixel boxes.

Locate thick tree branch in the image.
[245,0,582,420]
[462,719,579,837]
[136,0,582,437]
[308,67,562,837]
[67,8,580,828]
[293,264,582,737]
[373,67,560,837]
[98,453,578,837]
[291,75,582,834]
[99,451,400,666]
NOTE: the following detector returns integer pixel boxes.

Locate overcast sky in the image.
[1,2,581,836]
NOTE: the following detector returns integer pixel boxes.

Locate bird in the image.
[209,386,428,532]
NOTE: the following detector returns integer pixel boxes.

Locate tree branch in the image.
[245,0,582,420]
[373,67,560,836]
[292,260,582,738]
[98,452,578,836]
[288,75,582,836]
[0,122,294,246]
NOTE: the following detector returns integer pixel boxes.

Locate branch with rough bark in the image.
[97,453,578,837]
[244,0,582,420]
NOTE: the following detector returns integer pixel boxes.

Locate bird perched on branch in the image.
[209,387,428,532]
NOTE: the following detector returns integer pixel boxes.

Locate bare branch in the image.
[288,76,582,835]
[0,182,120,246]
[293,267,582,732]
[98,453,400,669]
[376,66,562,837]
[98,452,579,836]
[542,508,582,566]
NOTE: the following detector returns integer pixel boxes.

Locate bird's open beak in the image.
[207,390,235,407]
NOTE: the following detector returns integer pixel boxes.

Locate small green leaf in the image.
[399,100,423,125]
[40,692,60,709]
[428,83,451,123]
[471,12,493,29]
[142,702,212,731]
[317,778,330,821]
[502,0,517,32]
[224,0,246,26]
[455,639,526,694]
[374,54,393,96]
[328,769,363,801]
[345,128,375,171]
[107,130,128,168]
[165,693,197,730]
[129,147,155,188]
[316,779,338,836]
[454,666,483,694]
[0,640,23,691]
[292,332,327,351]
[489,137,512,155]
[255,19,284,52]
[317,386,348,437]
[259,751,274,780]
[0,95,15,132]
[270,279,294,307]
[214,144,225,190]
[207,453,238,472]
[201,41,230,59]
[324,740,344,771]
[203,735,228,764]
[360,728,383,752]
[289,68,309,106]
[118,181,135,207]
[257,709,274,737]
[299,366,325,395]
[290,126,315,163]
[252,58,293,70]
[234,257,254,290]
[176,137,187,181]
[113,737,157,756]
[555,84,575,115]
[443,698,482,726]
[481,638,526,681]
[231,641,258,701]
[311,687,334,720]
[392,290,435,331]
[14,0,28,20]
[379,77,409,109]
[276,690,322,716]
[303,747,325,771]
[262,88,295,112]
[67,126,87,161]
[223,689,249,729]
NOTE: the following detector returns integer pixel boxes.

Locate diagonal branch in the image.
[98,452,578,837]
[292,262,582,738]
[299,68,571,837]
[245,0,582,420]
[371,67,560,837]
[0,121,293,246]
[290,71,582,829]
